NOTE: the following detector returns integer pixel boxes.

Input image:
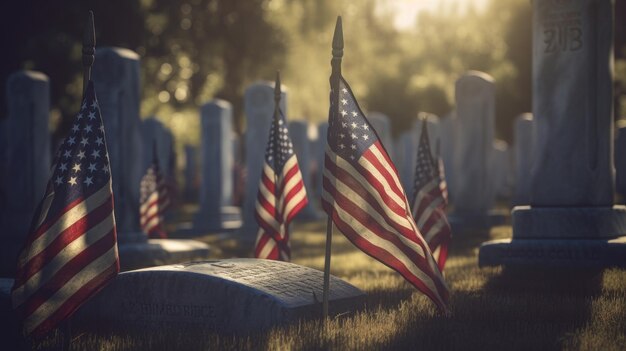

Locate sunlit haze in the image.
[376,0,490,30]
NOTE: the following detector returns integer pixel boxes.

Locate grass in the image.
[27,218,626,351]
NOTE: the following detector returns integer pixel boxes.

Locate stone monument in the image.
[141,117,174,176]
[241,81,287,246]
[0,71,50,277]
[93,47,209,269]
[72,259,365,334]
[288,120,319,220]
[614,120,626,198]
[193,99,241,232]
[314,122,329,208]
[183,145,198,201]
[368,112,394,159]
[439,111,457,201]
[513,113,535,205]
[480,0,626,269]
[453,71,496,214]
[492,139,513,200]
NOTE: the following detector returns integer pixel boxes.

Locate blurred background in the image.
[0,0,625,150]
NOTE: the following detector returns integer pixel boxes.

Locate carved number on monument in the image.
[543,10,582,53]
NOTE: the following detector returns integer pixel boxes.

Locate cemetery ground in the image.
[27,203,626,351]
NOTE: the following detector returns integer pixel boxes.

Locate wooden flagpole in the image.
[82,10,95,97]
[272,71,282,256]
[322,15,343,321]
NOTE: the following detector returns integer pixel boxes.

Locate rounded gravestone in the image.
[72,259,365,334]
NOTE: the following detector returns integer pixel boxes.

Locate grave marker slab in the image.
[480,0,626,269]
[514,113,534,205]
[289,120,320,220]
[0,71,50,277]
[241,82,287,246]
[193,99,241,232]
[72,259,365,334]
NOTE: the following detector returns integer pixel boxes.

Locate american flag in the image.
[254,111,308,261]
[322,77,449,311]
[139,145,171,239]
[11,81,119,337]
[411,119,452,271]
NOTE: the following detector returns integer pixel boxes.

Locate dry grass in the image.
[28,221,626,351]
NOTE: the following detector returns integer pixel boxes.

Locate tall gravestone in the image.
[395,113,440,196]
[92,47,143,240]
[241,82,287,244]
[492,139,513,200]
[193,99,241,231]
[614,120,626,198]
[368,112,394,159]
[93,47,209,268]
[141,117,174,177]
[314,122,328,208]
[480,0,626,269]
[183,145,198,201]
[439,112,457,201]
[0,71,50,277]
[453,71,496,214]
[288,120,319,220]
[514,113,535,205]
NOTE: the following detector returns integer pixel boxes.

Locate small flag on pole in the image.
[254,105,308,261]
[139,144,171,239]
[410,119,452,271]
[322,77,449,311]
[11,81,119,337]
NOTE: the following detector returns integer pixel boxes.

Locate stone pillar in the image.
[141,117,173,176]
[183,145,198,201]
[368,112,394,159]
[439,111,457,202]
[288,120,319,221]
[92,47,143,241]
[0,71,50,277]
[514,113,534,205]
[241,82,287,243]
[453,71,495,214]
[492,139,513,200]
[314,122,328,208]
[479,0,626,269]
[193,99,241,231]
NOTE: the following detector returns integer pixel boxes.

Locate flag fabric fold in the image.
[322,77,449,311]
[11,81,119,338]
[254,111,308,261]
[139,151,171,239]
[410,120,452,271]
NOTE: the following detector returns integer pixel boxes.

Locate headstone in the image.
[92,47,143,240]
[0,71,50,277]
[288,120,320,220]
[183,145,198,200]
[314,122,328,208]
[193,99,241,232]
[514,113,535,204]
[141,117,174,177]
[241,81,287,245]
[615,120,626,198]
[395,113,440,197]
[453,71,496,214]
[492,139,513,200]
[368,112,394,159]
[480,0,626,269]
[439,111,457,201]
[93,47,209,268]
[72,259,364,334]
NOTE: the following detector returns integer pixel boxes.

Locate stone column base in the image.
[118,239,211,271]
[479,237,626,268]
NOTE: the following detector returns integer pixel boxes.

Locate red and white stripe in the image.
[11,181,119,337]
[411,177,452,271]
[323,141,449,311]
[254,156,308,261]
[139,173,170,238]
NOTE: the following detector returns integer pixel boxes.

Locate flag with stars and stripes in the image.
[322,77,449,311]
[254,111,308,261]
[11,81,119,338]
[139,148,171,239]
[411,119,452,271]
